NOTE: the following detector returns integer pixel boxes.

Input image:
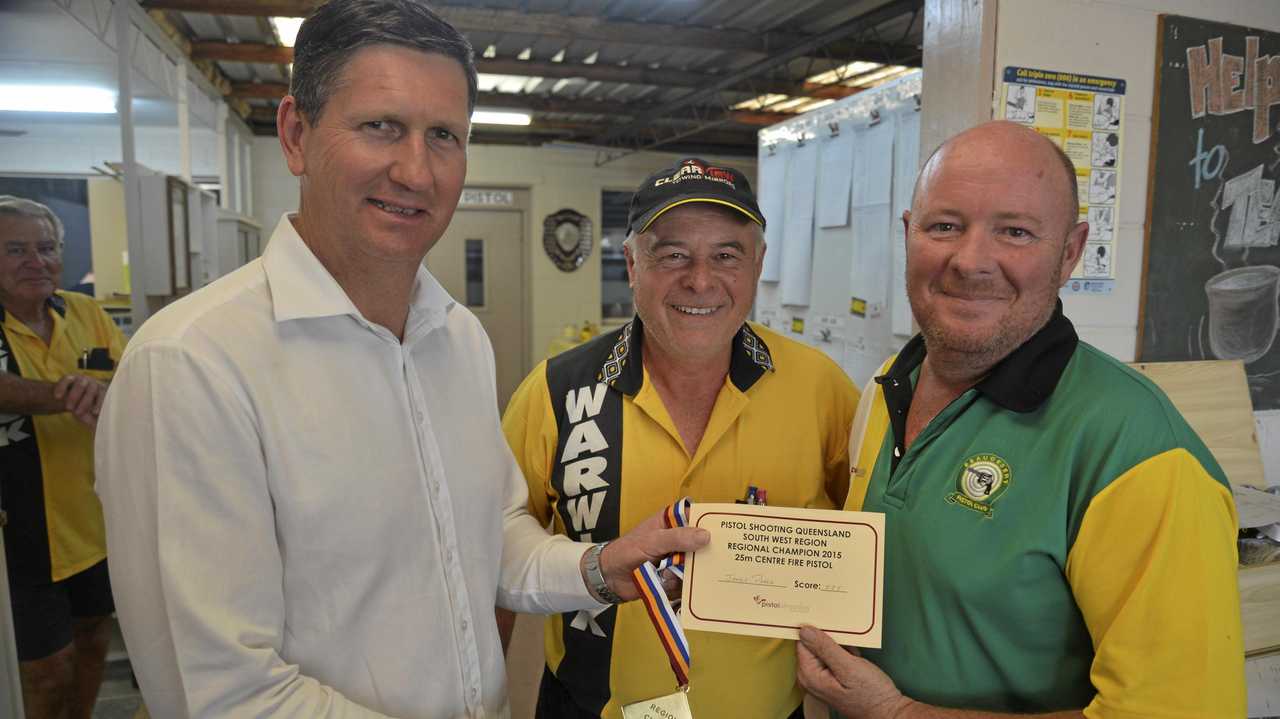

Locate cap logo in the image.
[653,161,738,190]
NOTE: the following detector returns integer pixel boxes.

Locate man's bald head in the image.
[912,121,1080,232]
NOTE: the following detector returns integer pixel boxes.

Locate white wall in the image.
[0,124,220,178]
[994,0,1280,483]
[251,137,755,363]
[87,176,127,299]
[251,135,294,236]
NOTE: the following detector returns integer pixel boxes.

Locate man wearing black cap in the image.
[501,157,859,719]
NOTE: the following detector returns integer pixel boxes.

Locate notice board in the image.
[1138,14,1280,410]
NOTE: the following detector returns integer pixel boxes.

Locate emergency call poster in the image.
[1002,66,1127,295]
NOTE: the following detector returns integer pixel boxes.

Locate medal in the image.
[625,498,696,717]
[621,687,693,719]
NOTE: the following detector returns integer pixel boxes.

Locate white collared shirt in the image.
[96,216,598,719]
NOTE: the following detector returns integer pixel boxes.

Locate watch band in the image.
[585,541,623,604]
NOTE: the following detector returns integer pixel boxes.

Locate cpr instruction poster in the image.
[1002,66,1126,295]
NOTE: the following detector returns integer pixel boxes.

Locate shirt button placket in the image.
[405,350,484,715]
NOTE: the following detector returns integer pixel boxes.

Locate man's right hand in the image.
[54,374,108,428]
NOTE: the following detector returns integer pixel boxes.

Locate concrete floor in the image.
[90,619,143,719]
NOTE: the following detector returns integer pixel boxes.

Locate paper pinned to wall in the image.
[850,204,893,316]
[852,119,895,208]
[817,130,855,228]
[848,118,896,332]
[1235,484,1280,529]
[759,147,790,282]
[780,141,818,306]
[842,332,886,388]
[892,110,922,337]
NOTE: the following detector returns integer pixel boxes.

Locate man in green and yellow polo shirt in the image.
[0,196,123,719]
[796,122,1245,717]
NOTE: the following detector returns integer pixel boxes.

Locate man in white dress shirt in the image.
[94,2,706,717]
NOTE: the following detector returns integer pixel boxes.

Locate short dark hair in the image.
[290,0,478,124]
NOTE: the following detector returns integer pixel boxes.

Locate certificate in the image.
[680,503,884,646]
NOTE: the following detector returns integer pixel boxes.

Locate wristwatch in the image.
[584,541,623,604]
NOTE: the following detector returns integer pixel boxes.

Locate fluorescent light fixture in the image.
[477,73,545,93]
[733,93,788,111]
[472,109,532,126]
[806,60,881,86]
[0,85,116,114]
[769,97,814,112]
[848,65,913,89]
[271,17,305,47]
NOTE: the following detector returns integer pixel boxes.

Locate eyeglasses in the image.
[3,242,61,260]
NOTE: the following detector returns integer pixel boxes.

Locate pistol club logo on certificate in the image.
[681,503,884,647]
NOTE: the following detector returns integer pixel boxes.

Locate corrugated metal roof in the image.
[153,0,923,152]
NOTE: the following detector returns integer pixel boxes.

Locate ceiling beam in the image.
[144,0,918,61]
[246,107,755,145]
[476,89,788,122]
[230,82,289,99]
[192,40,293,64]
[230,84,792,126]
[435,5,915,59]
[144,0,319,15]
[473,92,791,126]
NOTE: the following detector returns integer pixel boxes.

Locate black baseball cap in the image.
[626,158,765,236]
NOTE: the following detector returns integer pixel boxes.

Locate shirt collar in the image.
[878,300,1079,413]
[0,292,66,327]
[263,214,455,327]
[599,315,776,396]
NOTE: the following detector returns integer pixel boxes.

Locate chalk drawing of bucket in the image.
[1206,265,1280,363]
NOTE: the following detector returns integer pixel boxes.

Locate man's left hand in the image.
[796,624,913,719]
[53,374,108,428]
[594,507,709,602]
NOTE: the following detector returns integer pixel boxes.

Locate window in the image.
[465,238,484,307]
[601,190,633,320]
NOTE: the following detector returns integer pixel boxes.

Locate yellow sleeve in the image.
[501,361,558,525]
[1065,448,1245,718]
[844,357,895,512]
[823,369,860,507]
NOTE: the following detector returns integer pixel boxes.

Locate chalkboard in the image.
[1138,15,1280,410]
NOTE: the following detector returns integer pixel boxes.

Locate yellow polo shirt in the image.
[503,318,857,719]
[0,290,125,583]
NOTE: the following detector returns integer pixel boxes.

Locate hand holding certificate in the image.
[679,503,885,647]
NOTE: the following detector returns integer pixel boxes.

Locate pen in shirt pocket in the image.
[77,347,115,371]
[736,485,766,505]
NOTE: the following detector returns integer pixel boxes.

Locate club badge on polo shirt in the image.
[946,453,1012,519]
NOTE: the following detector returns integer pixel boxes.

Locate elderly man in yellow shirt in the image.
[501,158,859,719]
[0,195,124,719]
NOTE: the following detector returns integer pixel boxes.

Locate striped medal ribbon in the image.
[630,497,693,688]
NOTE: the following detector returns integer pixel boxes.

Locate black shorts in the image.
[9,559,113,661]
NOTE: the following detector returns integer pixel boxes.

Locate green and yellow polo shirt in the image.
[503,318,858,719]
[846,304,1244,716]
[1,290,125,584]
